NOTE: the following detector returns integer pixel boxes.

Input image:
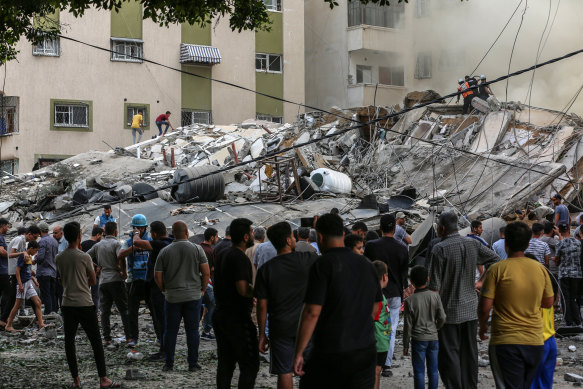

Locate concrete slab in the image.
[471,111,512,153]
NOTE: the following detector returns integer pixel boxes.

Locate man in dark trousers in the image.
[429,211,499,389]
[213,218,258,389]
[255,222,318,389]
[294,213,382,388]
[36,222,59,315]
[364,214,409,377]
[146,221,173,362]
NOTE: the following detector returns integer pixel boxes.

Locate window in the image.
[0,96,19,135]
[257,114,283,124]
[348,0,405,29]
[264,0,282,11]
[379,66,404,86]
[126,105,148,127]
[356,65,373,84]
[415,53,432,79]
[54,104,89,128]
[33,37,60,56]
[182,110,212,126]
[416,0,430,18]
[439,49,465,70]
[256,53,283,73]
[111,38,143,62]
[0,159,18,175]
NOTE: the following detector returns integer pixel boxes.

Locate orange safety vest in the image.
[458,81,474,98]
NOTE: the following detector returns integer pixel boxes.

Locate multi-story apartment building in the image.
[0,0,304,173]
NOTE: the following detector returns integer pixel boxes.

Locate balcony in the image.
[347,25,406,53]
[347,0,406,52]
[347,83,407,108]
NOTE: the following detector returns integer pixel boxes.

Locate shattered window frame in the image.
[264,0,282,12]
[0,96,19,136]
[414,52,432,79]
[0,159,18,175]
[356,65,373,84]
[111,38,143,63]
[181,110,212,126]
[126,105,148,127]
[255,53,283,73]
[53,103,89,128]
[256,114,283,124]
[32,37,60,57]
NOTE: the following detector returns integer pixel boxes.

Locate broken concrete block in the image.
[565,373,583,383]
[471,111,513,153]
[250,138,265,159]
[125,368,146,380]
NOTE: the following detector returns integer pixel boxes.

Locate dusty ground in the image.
[1,310,582,389]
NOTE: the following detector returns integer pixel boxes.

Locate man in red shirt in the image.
[155,111,174,136]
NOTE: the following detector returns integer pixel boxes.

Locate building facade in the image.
[1,0,304,173]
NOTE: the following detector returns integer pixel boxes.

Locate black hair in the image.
[558,223,569,233]
[0,218,9,226]
[104,221,117,236]
[230,218,253,245]
[437,212,458,234]
[225,226,231,236]
[344,233,364,250]
[372,260,388,282]
[298,227,310,239]
[315,214,344,239]
[104,204,112,210]
[27,225,41,235]
[267,222,293,251]
[91,227,104,237]
[471,220,482,230]
[150,221,167,237]
[380,214,396,234]
[204,227,218,241]
[365,230,379,242]
[352,221,368,232]
[165,111,171,115]
[531,223,544,235]
[17,227,26,235]
[505,222,532,253]
[499,226,506,234]
[552,193,562,200]
[27,240,40,250]
[63,221,81,244]
[543,221,554,235]
[410,265,428,287]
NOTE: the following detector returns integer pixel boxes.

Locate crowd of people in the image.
[0,194,578,388]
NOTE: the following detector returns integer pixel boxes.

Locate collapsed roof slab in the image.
[470,110,513,153]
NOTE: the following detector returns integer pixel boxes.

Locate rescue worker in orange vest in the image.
[456,77,475,114]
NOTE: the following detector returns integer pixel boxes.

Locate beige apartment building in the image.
[0,0,304,173]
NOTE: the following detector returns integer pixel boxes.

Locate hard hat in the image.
[458,78,464,83]
[480,74,486,80]
[130,214,148,227]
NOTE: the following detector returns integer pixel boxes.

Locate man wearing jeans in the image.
[364,214,409,377]
[131,110,144,144]
[35,222,59,314]
[155,111,174,136]
[155,221,209,372]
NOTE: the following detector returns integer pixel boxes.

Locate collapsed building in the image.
[1,92,582,260]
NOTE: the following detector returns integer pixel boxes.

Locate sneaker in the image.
[381,368,393,378]
[188,363,202,372]
[162,364,173,372]
[127,339,137,348]
[200,332,215,341]
[147,352,166,362]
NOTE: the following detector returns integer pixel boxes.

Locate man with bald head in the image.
[155,221,210,372]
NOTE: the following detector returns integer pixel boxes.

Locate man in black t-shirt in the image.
[364,213,409,376]
[81,227,103,308]
[255,222,317,389]
[146,221,174,362]
[213,218,258,389]
[294,213,382,389]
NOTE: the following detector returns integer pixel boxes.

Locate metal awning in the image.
[180,43,221,65]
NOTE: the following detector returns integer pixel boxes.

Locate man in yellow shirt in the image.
[131,110,144,144]
[478,222,554,389]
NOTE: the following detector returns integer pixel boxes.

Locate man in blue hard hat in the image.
[118,214,152,347]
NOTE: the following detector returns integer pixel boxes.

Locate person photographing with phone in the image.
[118,214,152,348]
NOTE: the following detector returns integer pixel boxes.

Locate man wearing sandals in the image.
[57,221,120,389]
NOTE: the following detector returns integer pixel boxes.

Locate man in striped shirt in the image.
[524,223,551,268]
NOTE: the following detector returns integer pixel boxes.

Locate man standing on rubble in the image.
[364,214,409,378]
[131,110,145,144]
[429,211,499,389]
[93,205,115,229]
[552,194,570,227]
[395,212,412,249]
[117,214,152,348]
[36,222,59,315]
[155,111,174,136]
[478,75,493,101]
[555,222,582,326]
[87,222,131,346]
[7,225,40,317]
[456,77,475,114]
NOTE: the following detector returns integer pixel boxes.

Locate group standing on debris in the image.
[457,74,494,114]
[0,191,579,388]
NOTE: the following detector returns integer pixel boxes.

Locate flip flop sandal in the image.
[100,381,121,388]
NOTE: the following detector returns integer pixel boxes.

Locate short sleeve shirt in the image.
[214,247,253,319]
[56,249,95,307]
[7,235,26,275]
[555,204,570,224]
[481,257,554,345]
[394,225,408,248]
[305,247,382,354]
[557,237,582,279]
[524,238,551,265]
[0,234,7,275]
[131,114,143,128]
[17,254,33,283]
[156,114,169,122]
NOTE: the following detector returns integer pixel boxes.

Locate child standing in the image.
[372,261,392,389]
[4,240,46,332]
[403,265,446,389]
